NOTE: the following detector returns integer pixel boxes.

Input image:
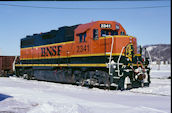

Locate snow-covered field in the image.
[0,64,171,113]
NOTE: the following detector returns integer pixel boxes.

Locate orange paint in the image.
[20,21,138,60]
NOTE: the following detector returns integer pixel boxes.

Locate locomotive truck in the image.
[15,20,151,90]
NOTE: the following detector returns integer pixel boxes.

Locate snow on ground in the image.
[0,64,171,113]
[150,64,171,79]
[129,64,170,96]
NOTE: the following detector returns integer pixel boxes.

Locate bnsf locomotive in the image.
[15,21,151,90]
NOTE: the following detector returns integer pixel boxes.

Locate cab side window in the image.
[114,30,118,35]
[83,32,86,42]
[101,30,110,37]
[79,32,87,43]
[101,30,105,37]
[79,34,82,42]
[93,29,98,40]
[121,31,125,35]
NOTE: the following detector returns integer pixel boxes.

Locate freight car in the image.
[0,56,18,77]
[15,21,151,90]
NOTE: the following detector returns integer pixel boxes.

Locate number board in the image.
[100,24,111,28]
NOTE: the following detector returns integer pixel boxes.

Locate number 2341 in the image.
[77,45,89,53]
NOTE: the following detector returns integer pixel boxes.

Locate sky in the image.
[0,1,171,56]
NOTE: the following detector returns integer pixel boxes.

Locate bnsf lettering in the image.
[41,46,62,57]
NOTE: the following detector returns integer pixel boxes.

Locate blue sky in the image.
[0,1,171,56]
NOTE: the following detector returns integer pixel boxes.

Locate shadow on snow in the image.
[0,93,12,101]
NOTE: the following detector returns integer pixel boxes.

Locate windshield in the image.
[101,29,125,37]
[101,30,118,37]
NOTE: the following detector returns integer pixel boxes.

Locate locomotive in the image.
[15,20,151,90]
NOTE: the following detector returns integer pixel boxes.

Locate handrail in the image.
[108,36,114,75]
[117,46,125,77]
[146,49,152,69]
[13,56,18,71]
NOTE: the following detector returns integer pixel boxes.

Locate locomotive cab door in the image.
[91,29,108,63]
[100,29,118,63]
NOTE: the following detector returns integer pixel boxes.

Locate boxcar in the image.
[0,56,17,77]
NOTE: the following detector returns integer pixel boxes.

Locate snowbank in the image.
[0,64,171,113]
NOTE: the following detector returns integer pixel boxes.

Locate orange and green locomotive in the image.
[15,20,151,90]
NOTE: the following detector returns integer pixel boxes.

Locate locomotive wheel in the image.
[124,76,132,90]
[97,71,110,89]
[118,75,132,90]
[81,71,98,88]
[73,70,82,85]
[23,73,28,79]
[86,71,95,88]
[23,73,31,80]
[143,71,150,87]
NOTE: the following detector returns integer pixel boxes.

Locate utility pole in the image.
[158,51,160,70]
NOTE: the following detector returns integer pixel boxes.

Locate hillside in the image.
[139,44,171,63]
